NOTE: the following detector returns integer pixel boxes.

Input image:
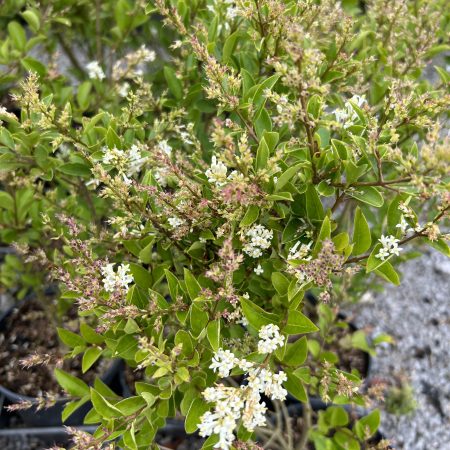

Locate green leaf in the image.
[240,205,260,227]
[271,272,290,296]
[375,260,400,285]
[190,304,209,337]
[80,323,104,344]
[241,297,280,330]
[348,186,384,207]
[165,269,180,300]
[138,238,155,264]
[275,163,305,191]
[262,131,279,152]
[8,21,26,51]
[366,244,393,273]
[305,186,324,221]
[352,207,371,255]
[255,138,269,172]
[354,409,380,440]
[307,94,322,119]
[331,139,349,160]
[313,216,331,256]
[254,108,272,138]
[164,66,183,100]
[21,57,47,77]
[252,74,280,107]
[267,192,294,201]
[344,160,367,184]
[426,238,450,257]
[334,430,360,450]
[82,347,102,373]
[115,396,146,416]
[207,320,221,352]
[326,406,349,427]
[283,310,318,335]
[0,128,15,150]
[184,268,202,300]
[387,196,404,234]
[0,191,14,211]
[284,370,307,402]
[283,336,307,366]
[106,127,121,149]
[57,163,91,178]
[57,328,86,348]
[77,81,92,110]
[54,368,89,397]
[90,388,122,419]
[185,398,210,433]
[61,396,89,422]
[129,263,151,289]
[21,10,41,32]
[223,31,240,63]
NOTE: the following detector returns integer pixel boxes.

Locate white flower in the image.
[238,358,255,372]
[334,94,366,128]
[101,263,133,292]
[154,169,168,187]
[257,324,284,354]
[127,144,146,176]
[139,45,156,62]
[158,140,172,157]
[179,130,193,145]
[227,170,244,182]
[199,411,236,450]
[200,345,288,449]
[226,6,239,20]
[102,145,146,177]
[243,224,273,258]
[116,263,133,288]
[209,349,239,377]
[168,216,185,229]
[86,61,105,80]
[350,94,366,108]
[247,368,287,401]
[206,156,228,186]
[396,216,409,235]
[118,82,130,97]
[254,264,264,275]
[376,234,402,260]
[288,241,313,261]
[242,393,267,431]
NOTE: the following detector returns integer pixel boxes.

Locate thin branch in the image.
[295,398,312,450]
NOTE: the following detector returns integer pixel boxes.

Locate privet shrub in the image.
[0,0,449,449]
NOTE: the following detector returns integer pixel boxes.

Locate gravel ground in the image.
[347,248,450,450]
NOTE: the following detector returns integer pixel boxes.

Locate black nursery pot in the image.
[0,301,122,427]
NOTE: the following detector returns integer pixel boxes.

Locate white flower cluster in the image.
[101,263,133,293]
[158,139,172,157]
[257,324,285,354]
[168,216,186,229]
[243,225,273,258]
[136,44,156,63]
[205,156,228,186]
[86,61,105,80]
[334,94,366,128]
[102,144,146,184]
[376,235,402,260]
[199,326,287,450]
[288,241,313,261]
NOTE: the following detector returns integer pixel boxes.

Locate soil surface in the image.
[0,298,105,398]
[346,248,450,450]
[303,301,370,377]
